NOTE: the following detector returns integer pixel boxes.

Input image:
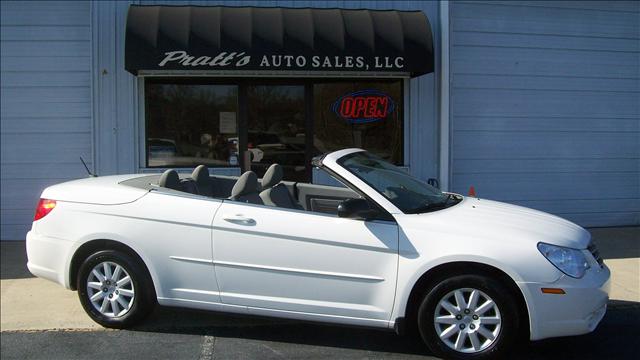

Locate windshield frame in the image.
[335,151,458,214]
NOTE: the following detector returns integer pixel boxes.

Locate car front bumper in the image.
[26,230,75,289]
[519,263,611,341]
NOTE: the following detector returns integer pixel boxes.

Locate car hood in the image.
[410,196,591,250]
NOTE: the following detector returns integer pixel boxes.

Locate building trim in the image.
[438,1,451,192]
[136,77,145,171]
[90,1,98,174]
[137,71,411,78]
[403,78,411,168]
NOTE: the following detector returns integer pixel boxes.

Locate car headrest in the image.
[159,169,181,190]
[192,165,210,188]
[261,164,283,189]
[231,171,259,199]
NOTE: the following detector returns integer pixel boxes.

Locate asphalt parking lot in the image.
[2,303,639,360]
[2,227,639,359]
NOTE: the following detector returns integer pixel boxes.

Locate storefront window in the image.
[143,79,403,179]
[247,85,306,181]
[313,81,403,165]
[145,81,239,167]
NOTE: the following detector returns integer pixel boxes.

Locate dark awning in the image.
[125,5,433,77]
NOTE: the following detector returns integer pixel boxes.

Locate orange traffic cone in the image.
[468,186,476,197]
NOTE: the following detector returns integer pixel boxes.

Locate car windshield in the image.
[337,151,460,214]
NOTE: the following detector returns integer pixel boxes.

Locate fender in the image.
[68,232,163,297]
[391,253,560,322]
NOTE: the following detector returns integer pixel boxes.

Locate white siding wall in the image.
[3,0,637,238]
[449,1,640,226]
[1,1,92,240]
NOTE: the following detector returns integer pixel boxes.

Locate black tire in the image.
[417,275,519,360]
[77,249,156,328]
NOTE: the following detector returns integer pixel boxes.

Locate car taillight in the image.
[34,199,56,221]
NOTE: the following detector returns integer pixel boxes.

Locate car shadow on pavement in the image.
[134,306,431,357]
[590,226,640,260]
[0,242,33,280]
[129,300,640,359]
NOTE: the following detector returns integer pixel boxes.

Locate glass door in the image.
[246,85,307,182]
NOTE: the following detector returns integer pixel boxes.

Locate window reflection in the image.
[143,80,404,177]
[314,81,403,165]
[247,85,306,181]
[145,83,239,167]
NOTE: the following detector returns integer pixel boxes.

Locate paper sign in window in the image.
[219,112,237,134]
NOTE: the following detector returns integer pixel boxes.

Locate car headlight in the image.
[537,242,590,279]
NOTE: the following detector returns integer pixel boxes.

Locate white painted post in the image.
[439,0,451,192]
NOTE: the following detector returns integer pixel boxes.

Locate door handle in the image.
[222,214,256,225]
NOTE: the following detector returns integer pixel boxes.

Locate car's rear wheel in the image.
[417,275,518,359]
[77,250,155,328]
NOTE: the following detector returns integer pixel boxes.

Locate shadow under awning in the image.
[125,5,434,77]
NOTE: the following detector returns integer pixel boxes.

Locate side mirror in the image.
[337,198,379,220]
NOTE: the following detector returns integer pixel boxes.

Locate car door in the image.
[211,201,398,322]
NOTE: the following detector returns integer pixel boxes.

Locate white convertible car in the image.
[27,148,610,359]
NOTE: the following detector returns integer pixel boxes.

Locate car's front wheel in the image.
[77,250,155,328]
[417,275,519,359]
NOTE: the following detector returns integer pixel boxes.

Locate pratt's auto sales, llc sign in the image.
[332,90,395,124]
[158,51,406,71]
[124,6,434,76]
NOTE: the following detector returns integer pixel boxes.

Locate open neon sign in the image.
[331,90,395,124]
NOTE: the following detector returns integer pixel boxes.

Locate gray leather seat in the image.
[229,171,263,204]
[259,164,302,209]
[192,165,213,196]
[159,169,181,191]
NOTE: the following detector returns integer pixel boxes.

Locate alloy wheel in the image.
[86,261,135,317]
[433,287,502,353]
